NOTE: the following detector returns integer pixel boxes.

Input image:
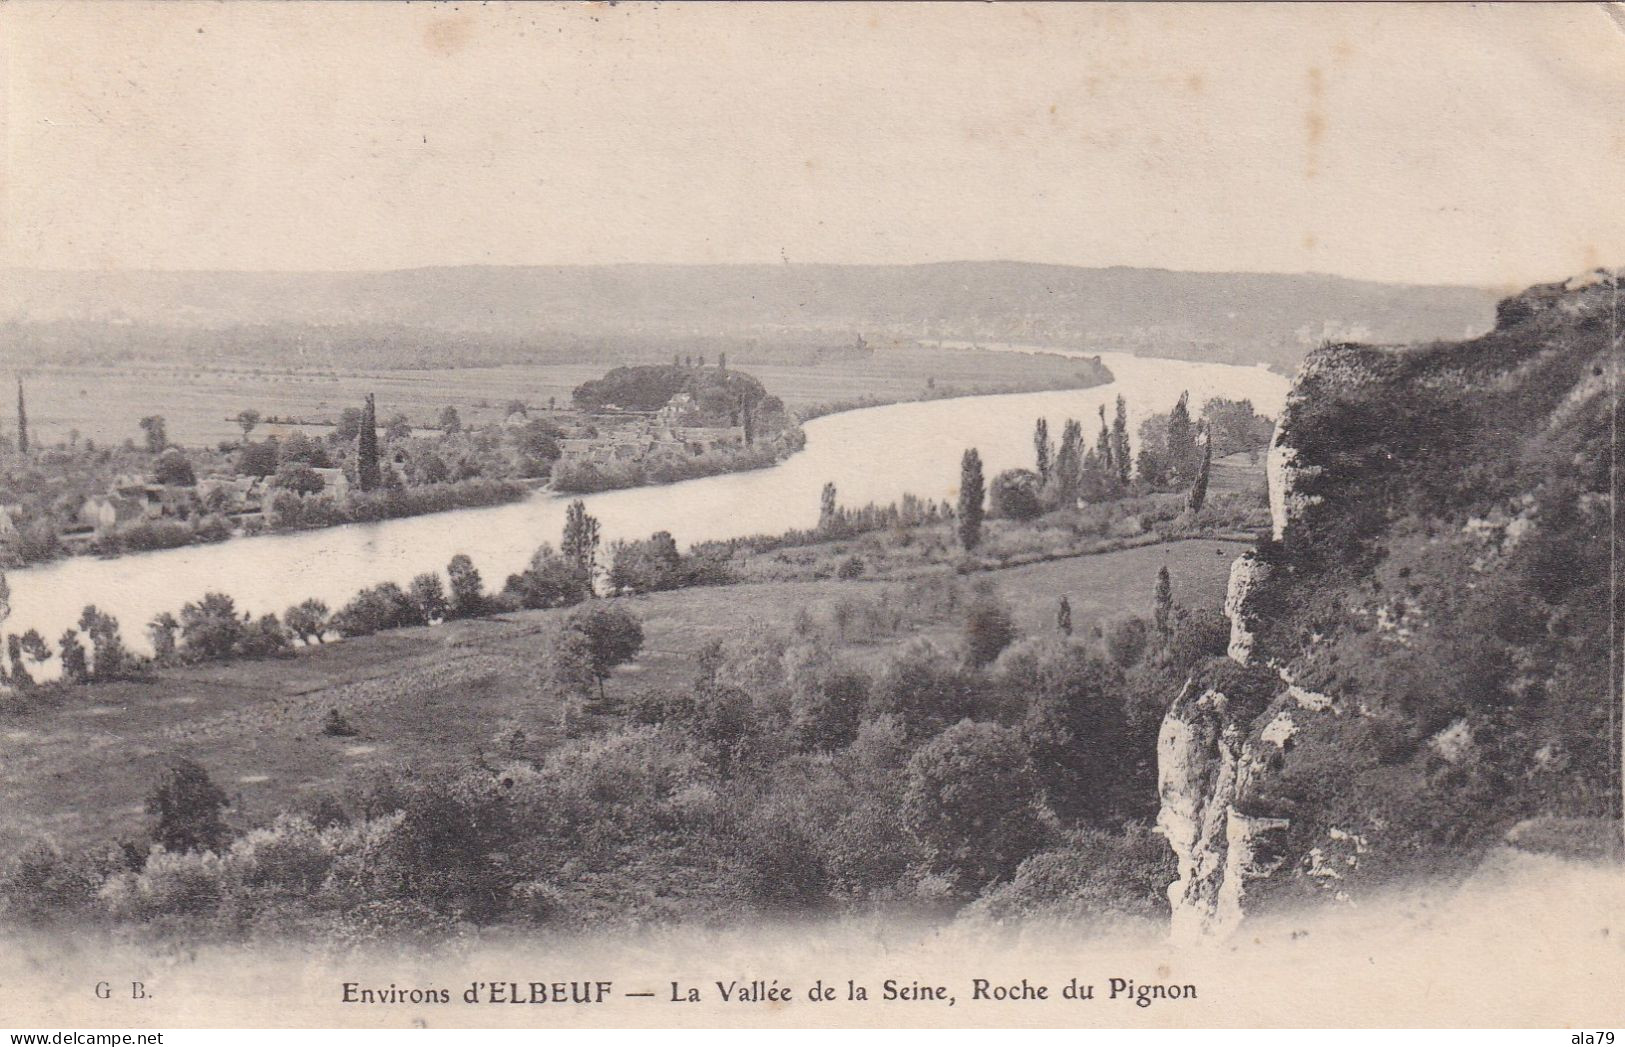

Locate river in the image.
[0,350,1288,657]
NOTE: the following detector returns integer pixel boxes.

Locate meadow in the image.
[0,537,1241,860]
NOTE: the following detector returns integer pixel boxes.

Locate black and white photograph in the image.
[0,1,1620,1032]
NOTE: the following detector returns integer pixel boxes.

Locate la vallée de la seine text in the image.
[340,977,1199,1009]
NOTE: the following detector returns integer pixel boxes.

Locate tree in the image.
[989,468,1042,521]
[284,598,330,645]
[57,630,88,683]
[1053,419,1084,501]
[504,399,528,418]
[447,554,485,618]
[7,630,50,689]
[236,409,261,438]
[1111,395,1132,486]
[1153,566,1174,644]
[272,462,325,496]
[957,448,985,552]
[819,482,839,532]
[239,613,291,657]
[384,413,412,444]
[138,415,168,455]
[278,431,333,468]
[565,603,645,700]
[16,378,27,454]
[357,394,381,492]
[147,758,230,854]
[964,591,1016,667]
[1105,615,1150,668]
[409,572,449,623]
[1034,418,1053,483]
[154,450,196,487]
[1200,397,1275,457]
[237,439,280,478]
[544,627,598,729]
[1057,596,1073,637]
[1095,403,1114,481]
[146,612,180,662]
[1186,424,1213,514]
[561,500,601,582]
[78,606,126,681]
[335,407,363,442]
[180,592,246,660]
[1166,391,1196,483]
[901,721,1048,889]
[608,531,683,593]
[438,406,462,435]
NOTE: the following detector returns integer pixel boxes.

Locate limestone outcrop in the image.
[1156,269,1621,940]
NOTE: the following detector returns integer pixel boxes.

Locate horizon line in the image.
[0,259,1522,292]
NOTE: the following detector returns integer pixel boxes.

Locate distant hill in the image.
[0,262,1498,372]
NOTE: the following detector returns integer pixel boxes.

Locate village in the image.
[0,361,795,561]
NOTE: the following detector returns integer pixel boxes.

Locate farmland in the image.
[15,344,1111,450]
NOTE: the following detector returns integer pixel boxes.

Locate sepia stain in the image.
[1185,73,1203,93]
[424,14,473,58]
[1305,66,1325,179]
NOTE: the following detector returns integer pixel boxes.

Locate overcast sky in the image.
[3,2,1621,287]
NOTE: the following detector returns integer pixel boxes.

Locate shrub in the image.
[147,758,231,854]
[990,468,1043,520]
[1103,615,1150,668]
[0,841,119,924]
[180,593,246,661]
[901,720,1050,890]
[322,708,360,737]
[963,592,1016,668]
[966,824,1175,924]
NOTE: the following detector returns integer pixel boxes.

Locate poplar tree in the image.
[1153,566,1174,643]
[957,448,985,551]
[1057,595,1073,637]
[1034,418,1053,483]
[1055,419,1084,500]
[16,379,27,454]
[562,500,602,583]
[1186,424,1213,514]
[1111,395,1132,486]
[1167,391,1194,483]
[819,482,838,532]
[357,394,381,491]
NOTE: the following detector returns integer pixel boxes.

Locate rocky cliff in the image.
[1158,269,1621,940]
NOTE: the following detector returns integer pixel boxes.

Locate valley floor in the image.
[0,538,1246,858]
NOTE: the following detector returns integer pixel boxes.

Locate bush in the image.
[180,592,247,661]
[147,758,231,854]
[0,841,119,924]
[334,583,422,637]
[322,708,360,737]
[901,721,1050,890]
[990,468,1043,520]
[963,593,1016,668]
[966,824,1175,924]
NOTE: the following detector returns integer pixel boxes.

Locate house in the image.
[78,494,145,535]
[676,425,746,456]
[311,467,349,501]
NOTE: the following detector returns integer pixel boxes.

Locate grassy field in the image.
[17,346,1108,449]
[0,537,1242,859]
